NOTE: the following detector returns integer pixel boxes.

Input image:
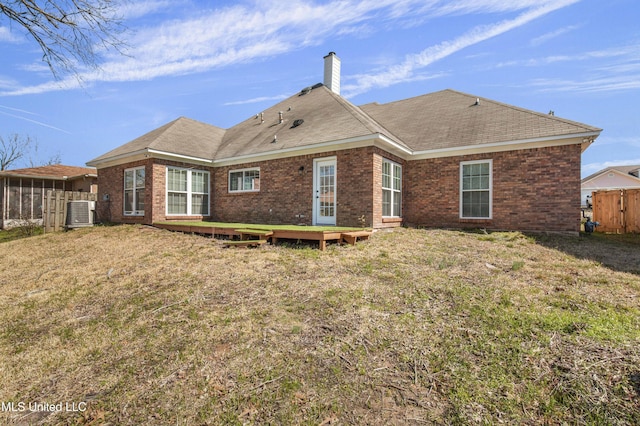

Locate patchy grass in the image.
[0,226,638,424]
[0,226,44,243]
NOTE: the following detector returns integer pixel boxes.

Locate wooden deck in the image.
[153,222,372,250]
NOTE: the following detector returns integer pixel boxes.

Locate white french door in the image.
[313,157,336,226]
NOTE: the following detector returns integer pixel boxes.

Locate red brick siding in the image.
[150,160,214,223]
[404,144,582,233]
[96,159,214,225]
[213,147,384,227]
[96,159,150,224]
[372,150,406,228]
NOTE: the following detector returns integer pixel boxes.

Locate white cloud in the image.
[530,24,581,46]
[431,0,572,15]
[0,109,71,133]
[582,158,640,176]
[342,0,580,97]
[1,0,581,97]
[0,26,20,43]
[116,0,176,19]
[224,95,290,106]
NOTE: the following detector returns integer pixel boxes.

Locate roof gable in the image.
[360,89,602,152]
[582,165,640,186]
[215,85,408,161]
[88,117,225,165]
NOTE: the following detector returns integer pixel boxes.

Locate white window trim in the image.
[124,166,145,216]
[228,167,260,193]
[459,159,493,219]
[165,166,210,216]
[382,159,402,218]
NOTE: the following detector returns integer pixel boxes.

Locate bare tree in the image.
[28,140,63,167]
[0,0,125,79]
[0,134,33,170]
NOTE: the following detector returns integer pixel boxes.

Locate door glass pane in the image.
[317,162,336,221]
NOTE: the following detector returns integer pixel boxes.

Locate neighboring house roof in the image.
[88,117,226,165]
[87,87,602,168]
[582,165,640,184]
[361,89,602,153]
[0,165,97,180]
[581,165,640,190]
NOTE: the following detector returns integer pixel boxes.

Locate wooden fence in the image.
[43,190,98,233]
[592,189,640,233]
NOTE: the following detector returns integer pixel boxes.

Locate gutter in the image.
[86,148,213,168]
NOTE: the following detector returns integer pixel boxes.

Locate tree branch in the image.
[0,0,126,79]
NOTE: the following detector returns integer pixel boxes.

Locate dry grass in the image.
[0,225,639,425]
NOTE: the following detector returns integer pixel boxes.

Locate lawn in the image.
[0,225,638,424]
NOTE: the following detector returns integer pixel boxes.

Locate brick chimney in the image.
[323,52,341,95]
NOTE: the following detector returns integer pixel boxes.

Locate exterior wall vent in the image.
[66,200,95,228]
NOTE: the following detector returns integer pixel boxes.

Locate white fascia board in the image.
[213,134,412,167]
[86,149,212,168]
[86,149,149,168]
[411,132,600,160]
[146,149,213,165]
[0,173,66,180]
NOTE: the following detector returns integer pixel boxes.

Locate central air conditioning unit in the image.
[66,200,96,228]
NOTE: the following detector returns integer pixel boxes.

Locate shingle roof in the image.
[359,89,602,152]
[0,165,96,179]
[88,87,601,166]
[88,117,225,164]
[215,85,409,160]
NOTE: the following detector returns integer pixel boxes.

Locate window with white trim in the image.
[460,160,492,219]
[166,167,209,215]
[124,166,145,216]
[382,159,402,217]
[229,168,260,192]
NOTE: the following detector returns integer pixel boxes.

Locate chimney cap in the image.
[324,51,337,58]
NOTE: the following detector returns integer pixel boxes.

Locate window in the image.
[229,168,260,192]
[382,159,402,217]
[460,160,492,219]
[166,167,209,215]
[124,167,145,216]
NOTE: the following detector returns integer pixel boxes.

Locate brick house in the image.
[87,53,601,234]
[0,165,97,228]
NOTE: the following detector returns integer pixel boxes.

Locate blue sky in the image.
[1,0,638,177]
